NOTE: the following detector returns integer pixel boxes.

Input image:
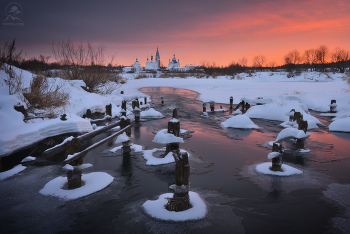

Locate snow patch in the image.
[221,115,259,129]
[0,165,26,181]
[255,162,303,176]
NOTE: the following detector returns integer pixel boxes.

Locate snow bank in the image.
[255,162,302,176]
[39,172,113,200]
[142,191,207,221]
[140,108,163,118]
[275,128,310,142]
[0,165,26,181]
[0,115,93,156]
[221,115,259,129]
[153,129,184,144]
[329,117,350,132]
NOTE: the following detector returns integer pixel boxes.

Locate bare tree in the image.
[331,47,349,73]
[315,45,329,70]
[237,57,248,67]
[0,39,23,95]
[253,55,267,71]
[52,39,120,92]
[284,50,302,72]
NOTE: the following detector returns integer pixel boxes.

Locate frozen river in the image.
[1,87,350,234]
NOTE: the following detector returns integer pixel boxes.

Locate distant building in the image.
[145,55,159,70]
[167,54,180,70]
[133,58,142,71]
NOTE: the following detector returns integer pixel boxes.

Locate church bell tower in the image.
[156,46,160,68]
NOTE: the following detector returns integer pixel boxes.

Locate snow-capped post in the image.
[209,100,215,112]
[126,118,132,136]
[134,107,141,122]
[166,150,190,212]
[106,103,112,117]
[168,109,180,137]
[122,140,131,155]
[120,91,124,94]
[161,96,164,105]
[293,112,302,124]
[86,109,92,119]
[245,102,250,111]
[230,96,233,109]
[121,109,126,117]
[65,137,82,189]
[121,100,126,111]
[329,100,337,113]
[140,101,143,105]
[132,100,136,110]
[202,101,207,113]
[241,100,246,112]
[288,109,295,122]
[144,97,147,105]
[296,120,308,148]
[270,142,283,171]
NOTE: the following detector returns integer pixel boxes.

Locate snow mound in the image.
[115,132,130,144]
[221,115,259,129]
[329,117,350,132]
[232,109,242,115]
[39,172,113,200]
[275,128,310,142]
[140,108,163,118]
[256,162,302,176]
[153,129,184,144]
[142,191,207,221]
[0,164,26,181]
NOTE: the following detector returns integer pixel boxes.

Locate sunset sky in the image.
[1,0,349,67]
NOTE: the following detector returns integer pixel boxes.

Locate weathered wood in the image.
[230,96,233,109]
[86,109,92,118]
[63,125,133,164]
[271,143,283,171]
[105,103,112,116]
[42,120,121,158]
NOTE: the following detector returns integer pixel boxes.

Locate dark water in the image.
[1,87,349,234]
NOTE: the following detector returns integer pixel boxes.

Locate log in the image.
[63,125,132,164]
[42,120,120,158]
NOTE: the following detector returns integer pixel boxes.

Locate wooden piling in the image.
[161,96,164,105]
[105,103,112,116]
[209,101,215,112]
[330,100,337,113]
[202,102,207,112]
[230,96,233,109]
[271,143,283,172]
[86,109,92,119]
[144,97,147,105]
[65,137,82,189]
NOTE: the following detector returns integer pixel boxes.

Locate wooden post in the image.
[296,120,308,148]
[121,109,126,117]
[144,97,147,105]
[289,109,295,122]
[105,103,112,116]
[168,109,180,137]
[120,91,124,94]
[86,109,92,119]
[271,143,283,171]
[166,150,190,212]
[134,107,141,122]
[330,100,337,113]
[294,112,302,124]
[126,118,131,136]
[122,140,131,155]
[65,137,82,189]
[122,100,126,111]
[161,96,164,105]
[230,96,233,109]
[241,100,246,112]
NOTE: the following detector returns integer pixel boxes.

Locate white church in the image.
[123,47,197,72]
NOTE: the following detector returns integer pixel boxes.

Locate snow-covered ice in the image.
[142,191,207,221]
[141,149,190,165]
[255,162,303,176]
[39,172,114,200]
[221,115,259,129]
[267,152,281,159]
[0,164,26,181]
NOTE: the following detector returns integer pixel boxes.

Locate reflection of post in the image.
[271,142,283,171]
[202,101,206,113]
[134,107,141,122]
[65,137,82,189]
[166,150,190,212]
[209,101,215,112]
